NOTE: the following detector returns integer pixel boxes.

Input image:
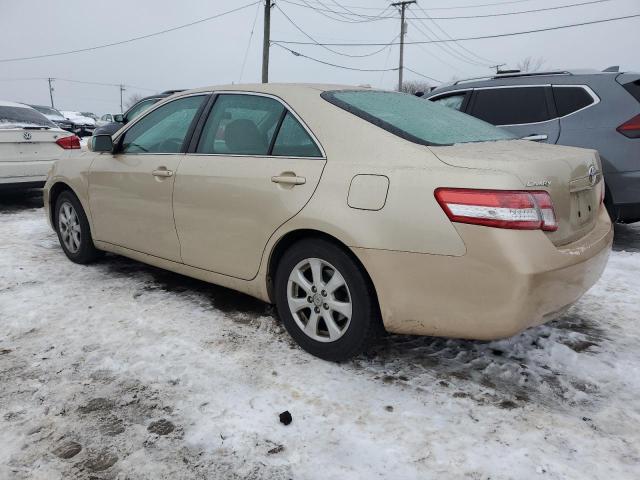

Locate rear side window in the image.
[553,86,595,116]
[197,94,285,155]
[469,87,550,125]
[430,93,466,111]
[0,106,54,129]
[322,90,514,146]
[272,113,322,157]
[623,79,640,102]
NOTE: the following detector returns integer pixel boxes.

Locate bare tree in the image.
[517,56,545,73]
[124,93,145,110]
[398,80,433,95]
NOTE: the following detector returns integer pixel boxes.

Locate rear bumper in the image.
[353,208,613,340]
[606,170,640,222]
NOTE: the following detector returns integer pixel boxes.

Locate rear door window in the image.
[469,87,551,125]
[552,86,596,116]
[429,92,468,111]
[196,94,285,155]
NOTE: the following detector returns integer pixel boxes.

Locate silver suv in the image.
[425,68,640,223]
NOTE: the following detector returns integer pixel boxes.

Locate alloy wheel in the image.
[287,257,352,343]
[58,201,81,253]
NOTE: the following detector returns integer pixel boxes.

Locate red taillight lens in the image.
[617,114,640,138]
[434,188,558,232]
[56,135,81,150]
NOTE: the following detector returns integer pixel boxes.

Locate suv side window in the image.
[272,113,322,157]
[552,86,596,116]
[430,92,467,111]
[196,94,285,155]
[469,87,551,125]
[124,99,157,122]
[120,95,205,154]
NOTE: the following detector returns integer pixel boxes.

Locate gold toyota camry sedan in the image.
[44,84,613,361]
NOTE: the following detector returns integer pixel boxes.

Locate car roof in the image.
[429,69,638,94]
[175,83,368,97]
[0,100,33,108]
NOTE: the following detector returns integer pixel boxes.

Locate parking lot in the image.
[0,190,638,479]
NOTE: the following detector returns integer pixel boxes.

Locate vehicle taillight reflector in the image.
[617,114,640,138]
[56,135,81,150]
[435,188,558,232]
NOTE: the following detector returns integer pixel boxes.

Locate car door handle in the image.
[152,168,174,178]
[521,134,548,141]
[271,175,306,186]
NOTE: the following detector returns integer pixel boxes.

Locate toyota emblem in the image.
[23,131,32,141]
[588,165,598,186]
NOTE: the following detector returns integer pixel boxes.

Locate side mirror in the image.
[114,114,124,123]
[414,91,425,98]
[89,134,114,153]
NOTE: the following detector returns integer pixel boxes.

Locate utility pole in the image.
[119,84,126,113]
[262,0,273,83]
[490,64,506,74]
[47,78,55,108]
[392,1,415,91]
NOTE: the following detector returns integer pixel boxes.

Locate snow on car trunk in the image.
[1,202,639,479]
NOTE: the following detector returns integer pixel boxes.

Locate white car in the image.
[60,110,96,136]
[0,101,80,190]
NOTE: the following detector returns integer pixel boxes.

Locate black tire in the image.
[274,238,382,362]
[54,191,102,264]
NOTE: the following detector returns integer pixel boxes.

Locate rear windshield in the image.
[623,79,640,103]
[0,106,54,129]
[321,90,515,146]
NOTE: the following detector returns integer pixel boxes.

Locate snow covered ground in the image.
[1,190,639,480]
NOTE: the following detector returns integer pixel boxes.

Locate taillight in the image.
[434,188,558,232]
[617,114,640,138]
[56,135,81,150]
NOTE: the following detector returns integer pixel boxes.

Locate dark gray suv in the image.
[425,69,640,223]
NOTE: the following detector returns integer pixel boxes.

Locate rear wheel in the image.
[54,191,102,264]
[275,238,381,361]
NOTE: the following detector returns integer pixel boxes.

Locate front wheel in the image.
[54,191,102,264]
[275,239,381,361]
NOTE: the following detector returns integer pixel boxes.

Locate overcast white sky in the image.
[0,0,638,115]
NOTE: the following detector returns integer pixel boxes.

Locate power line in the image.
[286,0,394,23]
[282,0,617,20]
[0,76,157,92]
[414,4,497,65]
[239,1,262,82]
[273,13,640,45]
[296,0,536,11]
[407,11,490,67]
[418,0,616,20]
[404,67,441,83]
[277,4,398,58]
[271,42,399,72]
[0,1,260,63]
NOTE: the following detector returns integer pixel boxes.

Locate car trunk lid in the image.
[429,140,603,246]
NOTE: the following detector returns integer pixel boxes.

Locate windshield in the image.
[125,98,157,122]
[322,90,515,146]
[0,106,55,129]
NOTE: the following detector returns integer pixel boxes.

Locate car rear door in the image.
[467,86,560,143]
[88,94,208,261]
[173,92,326,280]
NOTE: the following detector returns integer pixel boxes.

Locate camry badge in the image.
[588,165,598,186]
[23,131,32,140]
[526,180,551,187]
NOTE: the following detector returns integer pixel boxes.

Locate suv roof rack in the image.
[452,70,572,85]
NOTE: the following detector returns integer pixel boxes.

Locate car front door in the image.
[467,86,560,143]
[88,94,208,261]
[173,92,326,280]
